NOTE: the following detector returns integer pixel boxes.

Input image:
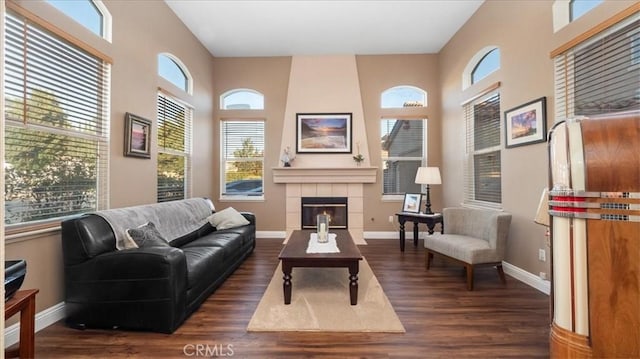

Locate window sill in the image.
[5,224,61,243]
[382,195,405,202]
[219,195,265,202]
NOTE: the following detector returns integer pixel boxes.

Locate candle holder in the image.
[316,214,329,243]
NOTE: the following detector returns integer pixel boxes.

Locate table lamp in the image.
[415,167,441,214]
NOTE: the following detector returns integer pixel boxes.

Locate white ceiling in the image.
[165,0,484,57]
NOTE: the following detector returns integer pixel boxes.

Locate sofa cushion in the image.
[425,234,500,264]
[182,245,226,289]
[125,222,170,248]
[170,222,215,248]
[182,232,244,260]
[207,207,249,230]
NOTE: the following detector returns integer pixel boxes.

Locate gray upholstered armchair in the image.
[424,207,512,290]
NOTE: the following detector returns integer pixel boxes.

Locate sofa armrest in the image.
[65,246,187,303]
[241,212,256,226]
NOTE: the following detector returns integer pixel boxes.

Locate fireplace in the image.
[301,197,348,229]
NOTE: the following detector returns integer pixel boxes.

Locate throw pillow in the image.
[207,207,250,230]
[125,222,170,248]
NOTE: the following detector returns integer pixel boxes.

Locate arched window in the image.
[462,46,500,89]
[570,0,602,21]
[158,54,192,94]
[471,48,500,85]
[47,0,111,40]
[221,89,265,110]
[380,86,427,109]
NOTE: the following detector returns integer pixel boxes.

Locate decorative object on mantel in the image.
[414,167,441,214]
[353,142,364,166]
[296,113,352,153]
[280,146,295,167]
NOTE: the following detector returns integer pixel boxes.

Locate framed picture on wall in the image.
[124,112,151,158]
[402,193,422,213]
[296,113,352,153]
[504,97,547,148]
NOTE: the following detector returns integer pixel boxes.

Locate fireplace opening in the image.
[301,197,348,229]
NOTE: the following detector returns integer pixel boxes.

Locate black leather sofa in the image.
[61,198,255,333]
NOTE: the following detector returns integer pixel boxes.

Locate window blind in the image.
[554,16,639,120]
[464,93,502,206]
[221,120,265,196]
[157,92,192,202]
[380,119,424,195]
[4,11,110,226]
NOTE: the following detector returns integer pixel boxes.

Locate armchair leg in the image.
[425,251,433,270]
[466,265,474,291]
[496,264,507,285]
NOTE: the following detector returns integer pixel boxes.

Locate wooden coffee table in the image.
[278,230,362,305]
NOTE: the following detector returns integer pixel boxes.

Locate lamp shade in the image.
[415,167,441,185]
[534,188,550,227]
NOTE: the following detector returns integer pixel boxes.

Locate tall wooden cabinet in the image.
[547,111,639,358]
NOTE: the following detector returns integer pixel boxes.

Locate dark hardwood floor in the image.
[32,238,551,358]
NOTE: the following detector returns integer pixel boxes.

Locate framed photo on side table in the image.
[504,97,547,148]
[124,112,151,158]
[402,193,422,213]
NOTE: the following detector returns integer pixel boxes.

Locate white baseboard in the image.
[363,231,398,239]
[502,261,550,295]
[256,230,286,238]
[4,301,66,348]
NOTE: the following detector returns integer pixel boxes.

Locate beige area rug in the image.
[247,258,405,332]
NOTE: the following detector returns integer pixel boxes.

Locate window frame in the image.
[156,92,193,203]
[463,91,503,209]
[380,118,427,200]
[158,53,193,95]
[380,85,427,109]
[4,9,111,233]
[46,0,112,41]
[570,0,603,22]
[462,46,500,89]
[219,119,266,202]
[220,88,265,110]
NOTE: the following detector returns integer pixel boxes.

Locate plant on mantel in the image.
[353,142,364,166]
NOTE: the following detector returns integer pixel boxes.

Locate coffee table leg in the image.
[282,262,292,305]
[348,262,359,305]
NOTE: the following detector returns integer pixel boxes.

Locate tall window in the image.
[464,93,502,206]
[46,0,111,40]
[554,16,639,119]
[4,11,110,226]
[157,93,192,202]
[381,119,425,195]
[471,48,500,85]
[221,120,265,197]
[158,54,191,94]
[221,89,264,110]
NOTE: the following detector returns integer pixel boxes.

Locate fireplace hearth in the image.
[301,197,348,229]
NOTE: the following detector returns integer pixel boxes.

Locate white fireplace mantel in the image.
[272,167,377,184]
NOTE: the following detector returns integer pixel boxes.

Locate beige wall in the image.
[356,55,442,230]
[438,0,637,276]
[5,0,215,314]
[211,56,291,230]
